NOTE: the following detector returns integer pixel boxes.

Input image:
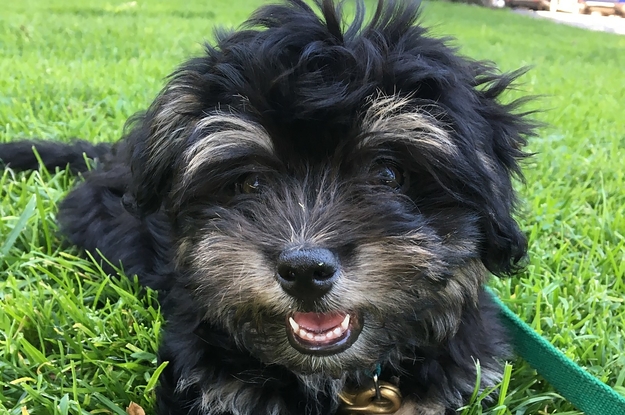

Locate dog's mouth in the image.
[286,311,362,356]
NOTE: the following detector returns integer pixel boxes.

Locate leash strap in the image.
[486,288,625,415]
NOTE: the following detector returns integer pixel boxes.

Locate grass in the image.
[1,0,624,414]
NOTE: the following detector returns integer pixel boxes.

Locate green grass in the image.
[1,1,624,414]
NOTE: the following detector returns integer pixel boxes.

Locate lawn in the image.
[1,0,624,414]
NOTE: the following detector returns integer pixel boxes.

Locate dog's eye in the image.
[236,173,262,195]
[374,165,404,190]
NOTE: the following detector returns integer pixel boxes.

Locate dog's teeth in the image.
[341,314,350,330]
[289,317,300,332]
[291,314,351,343]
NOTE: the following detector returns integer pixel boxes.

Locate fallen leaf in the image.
[126,402,146,415]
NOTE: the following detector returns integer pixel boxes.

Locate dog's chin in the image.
[285,311,363,356]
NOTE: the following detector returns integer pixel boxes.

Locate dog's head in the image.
[125,0,535,376]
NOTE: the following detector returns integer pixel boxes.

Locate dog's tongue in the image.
[292,311,346,332]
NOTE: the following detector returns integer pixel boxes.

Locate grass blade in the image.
[1,195,37,256]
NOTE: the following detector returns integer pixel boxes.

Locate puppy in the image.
[0,1,537,414]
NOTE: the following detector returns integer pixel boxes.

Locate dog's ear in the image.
[469,66,538,277]
[124,76,204,216]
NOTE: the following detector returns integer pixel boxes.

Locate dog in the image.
[0,1,537,414]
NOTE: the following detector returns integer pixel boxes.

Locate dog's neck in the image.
[190,322,405,415]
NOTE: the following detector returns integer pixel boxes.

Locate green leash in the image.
[487,288,625,415]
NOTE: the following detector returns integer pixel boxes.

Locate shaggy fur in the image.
[0,1,537,414]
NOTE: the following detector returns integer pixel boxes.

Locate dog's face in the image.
[125,0,533,377]
[167,100,488,376]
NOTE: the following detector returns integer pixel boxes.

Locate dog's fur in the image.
[0,1,537,414]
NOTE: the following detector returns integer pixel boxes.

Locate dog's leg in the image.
[57,165,172,290]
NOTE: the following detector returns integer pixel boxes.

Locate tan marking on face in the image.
[360,93,456,155]
[338,231,444,308]
[337,231,485,340]
[443,260,487,306]
[184,233,288,321]
[182,113,274,180]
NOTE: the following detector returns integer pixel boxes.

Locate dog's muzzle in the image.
[277,248,363,355]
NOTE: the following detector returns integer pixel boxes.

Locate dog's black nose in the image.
[276,248,339,300]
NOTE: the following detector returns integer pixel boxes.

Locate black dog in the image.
[0,1,537,414]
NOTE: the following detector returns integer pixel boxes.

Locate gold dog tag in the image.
[338,376,402,414]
